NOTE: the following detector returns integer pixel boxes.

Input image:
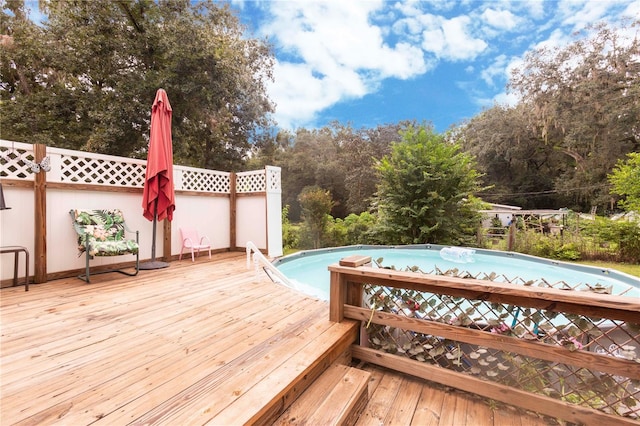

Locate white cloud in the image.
[261,0,431,128]
[248,0,636,130]
[481,9,522,31]
[622,0,640,18]
[492,91,520,107]
[421,15,488,61]
[267,62,340,128]
[556,0,623,31]
[480,54,509,87]
[532,28,572,51]
[517,0,547,20]
[264,1,427,78]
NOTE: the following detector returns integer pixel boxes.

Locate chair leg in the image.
[77,240,138,282]
[80,239,91,283]
[179,247,184,260]
[191,249,195,262]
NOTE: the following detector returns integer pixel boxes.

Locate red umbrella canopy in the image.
[142,88,175,222]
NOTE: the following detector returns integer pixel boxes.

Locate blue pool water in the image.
[272,244,640,301]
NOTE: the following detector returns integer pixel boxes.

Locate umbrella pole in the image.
[139,199,170,270]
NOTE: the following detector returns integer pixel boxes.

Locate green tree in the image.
[609,152,640,213]
[459,104,568,209]
[508,20,640,209]
[373,125,484,245]
[259,122,400,222]
[298,186,334,249]
[0,0,274,170]
[341,122,399,214]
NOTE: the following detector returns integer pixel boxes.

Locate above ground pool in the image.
[271,244,640,301]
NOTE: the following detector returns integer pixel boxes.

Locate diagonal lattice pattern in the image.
[362,272,640,419]
[1,143,268,194]
[60,155,146,186]
[0,147,36,180]
[181,169,230,192]
[236,171,266,193]
[377,262,636,297]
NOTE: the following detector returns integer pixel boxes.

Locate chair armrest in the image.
[120,221,139,244]
[200,236,211,245]
[121,221,138,237]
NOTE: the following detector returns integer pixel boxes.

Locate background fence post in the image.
[229,172,236,251]
[508,222,516,251]
[34,143,47,283]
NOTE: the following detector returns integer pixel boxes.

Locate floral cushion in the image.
[71,209,139,257]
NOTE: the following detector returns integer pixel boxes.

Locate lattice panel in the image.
[180,169,230,193]
[376,261,635,297]
[60,155,146,187]
[236,171,266,193]
[0,146,36,180]
[267,167,281,192]
[362,271,640,420]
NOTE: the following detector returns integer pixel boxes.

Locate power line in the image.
[480,183,609,197]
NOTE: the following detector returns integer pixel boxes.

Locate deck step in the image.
[273,363,371,426]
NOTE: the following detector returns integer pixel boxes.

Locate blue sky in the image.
[227,0,639,132]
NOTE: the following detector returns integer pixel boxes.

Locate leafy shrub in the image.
[325,216,347,247]
[531,238,555,258]
[554,243,581,261]
[615,221,640,263]
[343,212,378,245]
[281,205,299,250]
[582,217,640,262]
[325,212,378,247]
[298,186,334,249]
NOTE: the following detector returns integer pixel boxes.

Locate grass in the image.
[571,260,640,278]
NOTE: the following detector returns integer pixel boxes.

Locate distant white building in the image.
[479,203,522,228]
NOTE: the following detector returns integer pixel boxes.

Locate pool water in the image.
[272,245,640,301]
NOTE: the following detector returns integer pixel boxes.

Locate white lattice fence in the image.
[58,151,146,187]
[1,141,240,193]
[236,170,266,193]
[0,141,37,181]
[177,166,230,193]
[266,166,281,193]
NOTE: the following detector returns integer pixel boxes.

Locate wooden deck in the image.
[1,253,554,425]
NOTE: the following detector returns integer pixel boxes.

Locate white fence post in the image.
[265,166,283,257]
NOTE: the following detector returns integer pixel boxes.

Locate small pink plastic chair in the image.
[179,228,212,262]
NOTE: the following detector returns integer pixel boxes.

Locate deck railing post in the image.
[329,270,347,322]
[330,256,371,322]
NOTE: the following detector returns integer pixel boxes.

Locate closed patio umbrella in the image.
[141,88,175,269]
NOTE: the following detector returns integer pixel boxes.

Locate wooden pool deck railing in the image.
[329,255,640,426]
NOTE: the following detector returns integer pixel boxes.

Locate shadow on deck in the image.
[1,253,553,425]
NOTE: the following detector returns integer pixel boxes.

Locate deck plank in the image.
[464,394,494,426]
[380,374,420,424]
[411,385,446,426]
[354,369,403,425]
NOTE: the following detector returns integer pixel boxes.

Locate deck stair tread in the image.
[273,363,371,426]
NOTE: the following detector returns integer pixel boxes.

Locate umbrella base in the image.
[139,260,170,270]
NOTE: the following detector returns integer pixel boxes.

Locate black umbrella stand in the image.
[139,199,170,270]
